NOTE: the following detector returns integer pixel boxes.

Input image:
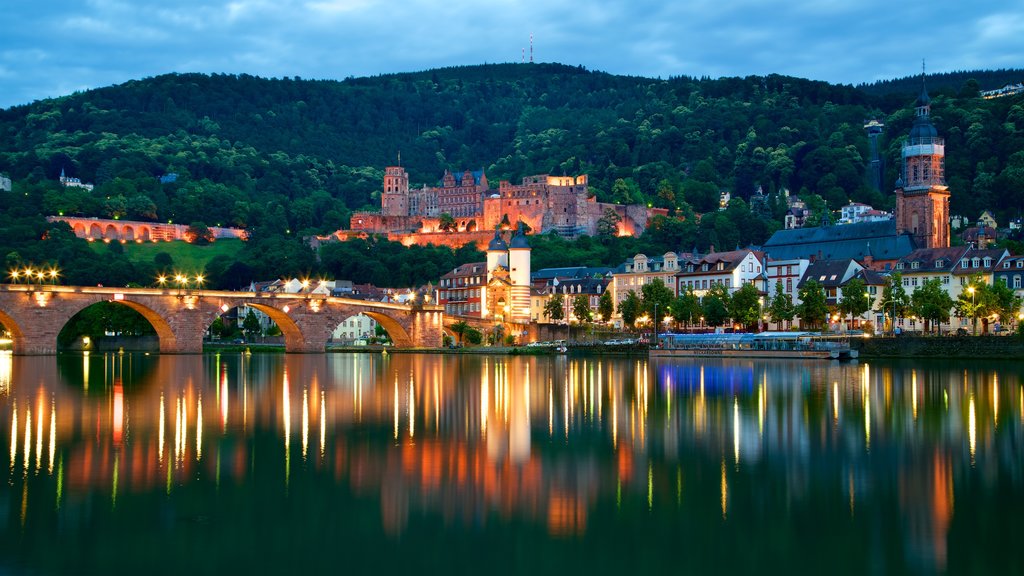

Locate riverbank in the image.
[853,335,1024,359]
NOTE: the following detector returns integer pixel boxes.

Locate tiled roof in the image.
[763,221,916,261]
[797,259,859,288]
[441,262,487,279]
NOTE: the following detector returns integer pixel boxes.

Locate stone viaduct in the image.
[0,285,443,354]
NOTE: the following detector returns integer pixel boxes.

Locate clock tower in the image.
[895,69,950,249]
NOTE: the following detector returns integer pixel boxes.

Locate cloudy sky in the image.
[2,0,1022,109]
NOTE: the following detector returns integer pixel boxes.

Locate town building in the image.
[893,246,1009,332]
[797,259,864,308]
[610,252,686,314]
[59,168,94,192]
[673,249,766,297]
[0,173,11,192]
[532,276,610,324]
[765,258,810,306]
[994,255,1024,298]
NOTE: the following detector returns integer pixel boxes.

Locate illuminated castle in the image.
[351,165,660,240]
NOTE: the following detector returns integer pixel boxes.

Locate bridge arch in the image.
[73,223,87,237]
[89,223,102,239]
[241,303,304,350]
[123,225,135,241]
[104,225,118,240]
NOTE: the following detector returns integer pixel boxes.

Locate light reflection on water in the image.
[0,352,1022,575]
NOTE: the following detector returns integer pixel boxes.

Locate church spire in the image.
[916,59,931,117]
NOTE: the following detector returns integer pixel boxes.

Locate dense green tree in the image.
[242,309,262,338]
[598,290,614,323]
[796,279,828,329]
[701,284,731,327]
[729,283,763,330]
[878,273,911,333]
[618,290,642,329]
[671,288,702,329]
[767,281,796,329]
[545,293,565,323]
[640,278,674,321]
[838,278,871,327]
[910,278,955,334]
[571,294,592,324]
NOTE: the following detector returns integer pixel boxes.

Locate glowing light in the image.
[221,304,229,313]
[24,408,31,473]
[113,383,123,447]
[196,395,203,461]
[833,382,839,426]
[720,460,728,519]
[912,370,918,421]
[35,398,44,470]
[320,391,326,459]
[10,403,17,470]
[733,396,740,466]
[48,405,55,474]
[159,394,165,465]
[969,394,976,464]
[302,388,309,460]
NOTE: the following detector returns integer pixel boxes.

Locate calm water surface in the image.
[1,352,1022,575]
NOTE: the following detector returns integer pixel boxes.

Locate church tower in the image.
[895,69,950,249]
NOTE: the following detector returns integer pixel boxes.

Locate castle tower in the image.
[508,222,532,323]
[381,166,410,217]
[895,70,950,249]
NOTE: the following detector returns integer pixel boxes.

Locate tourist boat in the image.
[650,331,858,360]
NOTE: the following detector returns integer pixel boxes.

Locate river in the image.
[0,352,1021,575]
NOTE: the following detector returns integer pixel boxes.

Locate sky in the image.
[2,0,1023,109]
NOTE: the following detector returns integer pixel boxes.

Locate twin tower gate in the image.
[0,285,444,354]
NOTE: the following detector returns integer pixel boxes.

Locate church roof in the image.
[762,220,916,262]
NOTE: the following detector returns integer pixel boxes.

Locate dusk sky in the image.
[2,0,1022,109]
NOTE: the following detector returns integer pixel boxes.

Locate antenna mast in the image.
[530,33,534,63]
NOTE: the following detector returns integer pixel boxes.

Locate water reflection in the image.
[1,352,1022,574]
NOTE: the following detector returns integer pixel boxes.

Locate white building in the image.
[0,173,10,192]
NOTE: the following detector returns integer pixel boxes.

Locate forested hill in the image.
[0,63,1022,273]
[857,68,1024,98]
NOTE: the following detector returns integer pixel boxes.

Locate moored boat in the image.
[650,331,858,360]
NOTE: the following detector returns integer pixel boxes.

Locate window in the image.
[1015,276,1022,289]
[896,263,905,270]
[911,262,919,269]
[983,257,992,267]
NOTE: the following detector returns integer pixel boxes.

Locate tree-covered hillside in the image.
[0,63,1021,288]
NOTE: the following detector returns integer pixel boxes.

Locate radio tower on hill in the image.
[530,33,534,63]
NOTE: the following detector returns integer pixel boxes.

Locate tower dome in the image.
[488,228,508,252]
[909,115,938,140]
[510,222,530,249]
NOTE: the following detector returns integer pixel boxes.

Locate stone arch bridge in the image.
[0,285,442,354]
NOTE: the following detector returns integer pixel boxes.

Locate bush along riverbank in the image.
[852,335,1024,359]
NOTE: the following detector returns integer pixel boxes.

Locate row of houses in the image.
[435,240,1021,334]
